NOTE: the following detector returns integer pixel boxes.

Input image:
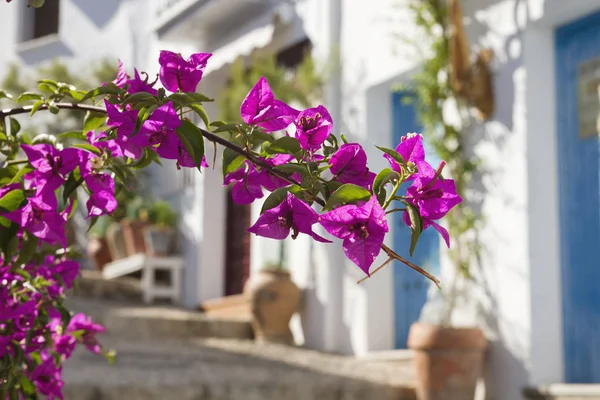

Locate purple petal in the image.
[295,105,333,151]
[319,204,358,239]
[342,230,385,275]
[428,219,450,247]
[247,200,291,239]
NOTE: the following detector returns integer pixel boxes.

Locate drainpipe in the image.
[323,0,343,353]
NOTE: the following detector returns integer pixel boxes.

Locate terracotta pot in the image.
[243,269,301,345]
[407,322,487,400]
[120,219,148,256]
[105,221,128,261]
[87,238,112,271]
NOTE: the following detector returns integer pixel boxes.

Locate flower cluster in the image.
[0,49,213,398]
[227,79,462,274]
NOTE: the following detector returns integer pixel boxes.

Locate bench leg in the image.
[142,265,154,304]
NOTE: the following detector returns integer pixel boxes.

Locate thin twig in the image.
[357,257,394,284]
[382,243,441,288]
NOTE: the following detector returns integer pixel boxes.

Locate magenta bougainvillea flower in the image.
[67,313,105,354]
[4,196,67,247]
[329,143,376,190]
[240,76,299,132]
[384,133,425,178]
[53,260,80,289]
[21,144,80,191]
[224,161,265,204]
[248,192,331,243]
[30,352,64,399]
[402,160,462,246]
[112,59,129,88]
[104,100,145,159]
[137,101,181,157]
[125,68,158,96]
[319,196,388,275]
[158,50,212,93]
[294,105,333,152]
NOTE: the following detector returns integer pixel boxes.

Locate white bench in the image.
[102,253,184,304]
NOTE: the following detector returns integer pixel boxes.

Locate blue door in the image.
[556,11,600,383]
[391,91,441,348]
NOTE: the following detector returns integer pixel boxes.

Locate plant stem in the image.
[382,179,402,210]
[0,102,442,286]
[0,103,105,117]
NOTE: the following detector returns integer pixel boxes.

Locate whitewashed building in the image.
[1,0,600,399]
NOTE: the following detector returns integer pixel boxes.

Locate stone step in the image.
[66,297,253,341]
[70,269,144,302]
[524,385,600,400]
[63,336,416,400]
[199,294,252,320]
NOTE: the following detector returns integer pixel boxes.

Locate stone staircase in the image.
[62,271,417,400]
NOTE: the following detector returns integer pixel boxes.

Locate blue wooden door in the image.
[556,11,600,383]
[391,91,441,348]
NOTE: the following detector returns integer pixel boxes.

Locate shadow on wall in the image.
[16,38,73,64]
[71,0,121,28]
[462,0,533,398]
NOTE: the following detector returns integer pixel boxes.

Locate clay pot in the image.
[407,322,487,400]
[120,219,148,256]
[87,238,112,271]
[243,269,301,345]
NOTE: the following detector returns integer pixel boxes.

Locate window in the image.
[20,0,60,42]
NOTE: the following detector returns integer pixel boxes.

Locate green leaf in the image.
[188,103,210,127]
[135,104,158,134]
[176,119,205,169]
[18,374,36,395]
[83,111,107,132]
[80,83,122,102]
[375,145,406,166]
[165,93,195,107]
[325,184,372,210]
[131,147,158,170]
[267,136,301,155]
[372,168,401,205]
[123,91,158,106]
[261,187,290,213]
[222,148,246,176]
[63,173,83,202]
[213,123,242,133]
[9,165,33,185]
[406,203,423,257]
[14,234,39,266]
[38,82,57,94]
[0,189,25,214]
[273,163,309,178]
[209,121,226,128]
[16,92,43,103]
[57,130,86,141]
[30,99,45,116]
[67,89,87,102]
[184,92,214,102]
[9,117,21,136]
[37,79,58,87]
[0,89,13,99]
[251,130,275,146]
[72,143,102,155]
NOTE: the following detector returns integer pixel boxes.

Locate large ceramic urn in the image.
[243,269,301,345]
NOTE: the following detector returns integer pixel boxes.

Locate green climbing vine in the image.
[399,0,484,292]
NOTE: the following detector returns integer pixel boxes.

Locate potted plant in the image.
[243,260,301,346]
[407,276,487,400]
[86,215,113,271]
[119,196,149,256]
[143,200,178,256]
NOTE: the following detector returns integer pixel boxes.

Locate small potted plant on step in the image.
[143,200,178,256]
[243,260,301,346]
